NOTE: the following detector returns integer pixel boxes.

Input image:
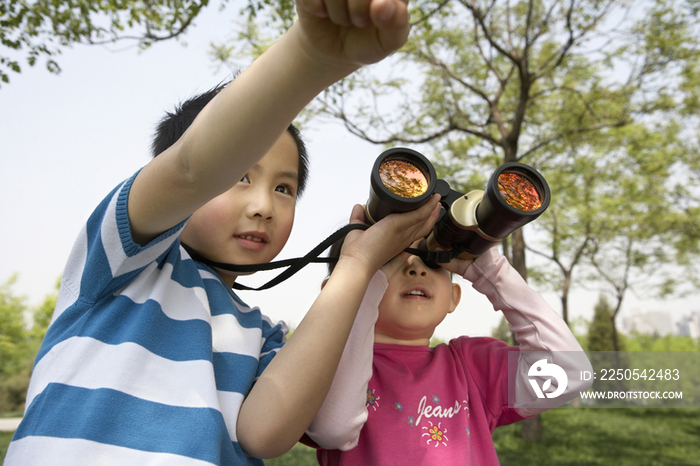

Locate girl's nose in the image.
[405,253,428,277]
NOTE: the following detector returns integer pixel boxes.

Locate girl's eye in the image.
[240,174,250,183]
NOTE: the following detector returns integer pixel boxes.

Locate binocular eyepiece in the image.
[365,148,550,260]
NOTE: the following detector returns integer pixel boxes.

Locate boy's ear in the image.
[447,283,461,314]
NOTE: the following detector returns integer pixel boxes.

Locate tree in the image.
[587,293,615,352]
[525,145,598,324]
[213,0,700,442]
[1,0,218,86]
[25,276,59,356]
[0,275,30,377]
[526,119,700,327]
[582,123,700,352]
[0,275,31,413]
[490,315,513,345]
[586,293,624,394]
[0,275,59,413]
[216,0,700,281]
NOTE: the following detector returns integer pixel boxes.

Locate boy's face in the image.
[180,132,299,285]
[376,244,461,346]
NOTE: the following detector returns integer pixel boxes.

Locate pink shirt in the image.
[317,338,525,465]
[306,248,593,460]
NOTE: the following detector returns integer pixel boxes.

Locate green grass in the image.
[493,408,700,466]
[0,431,13,461]
[264,443,317,465]
[2,409,699,465]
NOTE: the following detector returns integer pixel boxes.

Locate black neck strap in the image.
[403,247,461,269]
[182,224,367,291]
[182,223,460,291]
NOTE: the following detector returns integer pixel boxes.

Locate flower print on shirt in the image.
[403,394,471,448]
[422,421,448,447]
[366,388,380,411]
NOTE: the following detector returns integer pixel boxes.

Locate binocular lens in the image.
[379,160,429,198]
[366,148,437,224]
[367,148,551,259]
[497,172,542,212]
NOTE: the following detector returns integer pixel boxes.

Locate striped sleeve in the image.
[54,172,187,316]
[6,174,268,465]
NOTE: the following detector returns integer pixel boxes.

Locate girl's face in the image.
[375,243,461,346]
[180,132,299,286]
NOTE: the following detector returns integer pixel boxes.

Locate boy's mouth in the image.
[237,235,266,243]
[235,232,269,250]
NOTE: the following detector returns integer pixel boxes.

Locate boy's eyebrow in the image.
[278,170,299,182]
[249,163,299,182]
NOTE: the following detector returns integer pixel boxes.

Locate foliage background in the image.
[2,0,700,462]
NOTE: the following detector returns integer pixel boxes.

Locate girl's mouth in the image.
[403,287,430,299]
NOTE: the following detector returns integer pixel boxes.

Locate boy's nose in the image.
[405,254,428,277]
[246,189,274,220]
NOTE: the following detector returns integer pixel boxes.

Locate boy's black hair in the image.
[151,79,310,197]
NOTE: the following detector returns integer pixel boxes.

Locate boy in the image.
[4,0,443,464]
[308,238,593,464]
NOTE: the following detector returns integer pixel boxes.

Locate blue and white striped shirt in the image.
[5,173,287,465]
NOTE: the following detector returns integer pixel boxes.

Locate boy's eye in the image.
[275,185,294,196]
[240,174,250,183]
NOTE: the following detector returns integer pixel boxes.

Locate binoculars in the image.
[365,148,551,260]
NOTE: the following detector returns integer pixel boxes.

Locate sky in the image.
[1,1,698,341]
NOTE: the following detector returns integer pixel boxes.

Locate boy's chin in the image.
[209,248,284,282]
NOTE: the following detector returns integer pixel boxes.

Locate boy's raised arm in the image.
[237,198,441,459]
[127,0,411,245]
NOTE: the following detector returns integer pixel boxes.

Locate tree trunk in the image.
[511,230,527,281]
[510,229,543,442]
[521,415,543,443]
[611,310,625,392]
[561,271,571,325]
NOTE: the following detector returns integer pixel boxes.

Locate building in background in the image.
[622,312,674,336]
[677,311,700,339]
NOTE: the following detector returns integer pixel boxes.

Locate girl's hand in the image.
[439,255,475,277]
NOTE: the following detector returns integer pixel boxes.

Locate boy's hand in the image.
[337,194,440,275]
[379,238,417,279]
[295,0,411,68]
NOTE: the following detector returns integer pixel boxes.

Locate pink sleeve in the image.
[453,336,527,429]
[464,248,593,416]
[304,271,387,450]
